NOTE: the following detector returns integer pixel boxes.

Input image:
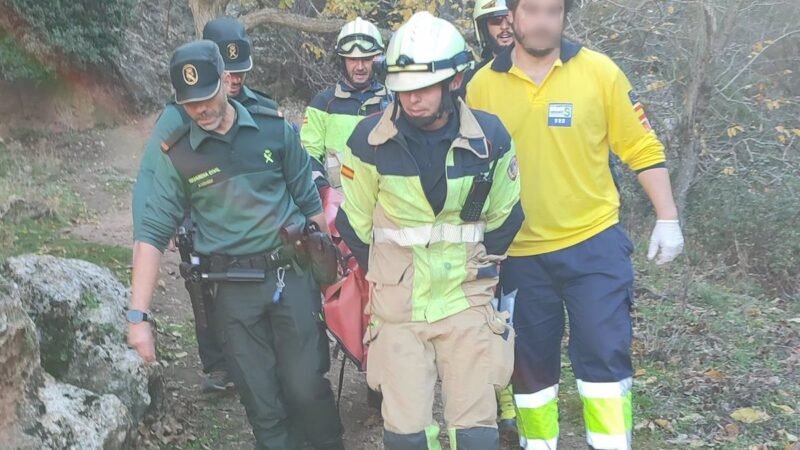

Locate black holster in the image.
[281,222,341,286]
[179,261,213,330]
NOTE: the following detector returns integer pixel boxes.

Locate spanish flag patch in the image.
[628,90,652,131]
[341,165,354,180]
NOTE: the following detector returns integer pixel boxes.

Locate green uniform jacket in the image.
[300,80,390,182]
[131,86,278,237]
[336,100,524,323]
[134,100,321,255]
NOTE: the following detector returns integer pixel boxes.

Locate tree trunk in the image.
[673,0,745,215]
[187,0,230,37]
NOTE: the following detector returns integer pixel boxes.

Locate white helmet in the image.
[472,0,509,51]
[336,18,385,58]
[384,12,474,92]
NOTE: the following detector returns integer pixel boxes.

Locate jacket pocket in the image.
[365,244,415,323]
[480,304,515,388]
[463,243,503,307]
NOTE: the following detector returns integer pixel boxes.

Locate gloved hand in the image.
[647,219,685,265]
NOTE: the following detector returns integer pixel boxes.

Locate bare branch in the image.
[719,28,800,92]
[241,7,347,34]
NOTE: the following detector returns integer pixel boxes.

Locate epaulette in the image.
[160,123,191,153]
[246,104,284,119]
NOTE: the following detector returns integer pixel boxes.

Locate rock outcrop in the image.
[0,255,161,450]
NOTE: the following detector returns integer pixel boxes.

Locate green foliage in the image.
[0,144,132,283]
[0,219,133,283]
[81,291,100,309]
[9,0,135,66]
[0,33,53,81]
[686,175,800,295]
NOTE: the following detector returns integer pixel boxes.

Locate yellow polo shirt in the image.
[466,40,666,256]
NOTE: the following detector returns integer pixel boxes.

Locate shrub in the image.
[10,0,135,66]
[686,174,800,295]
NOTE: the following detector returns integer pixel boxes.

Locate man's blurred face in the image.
[509,0,565,57]
[486,14,514,50]
[226,71,247,97]
[183,82,228,132]
[344,56,374,89]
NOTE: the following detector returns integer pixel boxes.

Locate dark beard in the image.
[513,25,560,58]
[404,112,440,129]
[523,46,556,57]
[401,87,456,129]
[487,38,513,57]
[345,72,372,90]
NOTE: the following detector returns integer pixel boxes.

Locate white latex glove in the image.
[647,219,684,265]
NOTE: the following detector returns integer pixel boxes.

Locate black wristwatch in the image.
[126,309,151,324]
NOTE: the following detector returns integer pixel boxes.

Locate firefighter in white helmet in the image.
[336,11,523,449]
[301,17,391,189]
[456,0,514,99]
[473,0,513,66]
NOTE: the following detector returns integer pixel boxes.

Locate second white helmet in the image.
[336,17,385,58]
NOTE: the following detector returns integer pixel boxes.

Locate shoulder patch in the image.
[160,123,190,153]
[507,156,518,181]
[246,105,283,119]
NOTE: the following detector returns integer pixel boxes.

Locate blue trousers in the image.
[500,225,635,450]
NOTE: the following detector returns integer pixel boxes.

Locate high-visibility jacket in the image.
[336,99,524,323]
[301,80,391,185]
[467,40,666,256]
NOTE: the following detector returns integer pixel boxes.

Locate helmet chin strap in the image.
[401,80,457,129]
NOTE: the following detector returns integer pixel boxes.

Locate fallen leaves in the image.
[703,368,726,381]
[731,407,771,424]
[727,125,744,138]
[653,418,673,430]
[771,403,796,415]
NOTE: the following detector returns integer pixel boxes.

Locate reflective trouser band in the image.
[515,385,559,444]
[578,378,633,450]
[497,384,516,421]
[448,428,457,450]
[520,436,558,450]
[586,431,633,450]
[426,423,442,450]
[373,222,486,246]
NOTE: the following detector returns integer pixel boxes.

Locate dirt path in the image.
[63,112,586,450]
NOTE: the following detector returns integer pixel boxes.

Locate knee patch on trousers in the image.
[384,425,442,450]
[450,426,500,450]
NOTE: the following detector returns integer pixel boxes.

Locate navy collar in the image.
[491,38,583,73]
[338,79,383,94]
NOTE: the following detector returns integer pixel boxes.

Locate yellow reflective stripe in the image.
[425,423,442,450]
[578,378,633,440]
[520,437,558,450]
[373,222,486,246]
[585,430,632,450]
[515,384,558,409]
[576,377,632,398]
[515,385,558,444]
